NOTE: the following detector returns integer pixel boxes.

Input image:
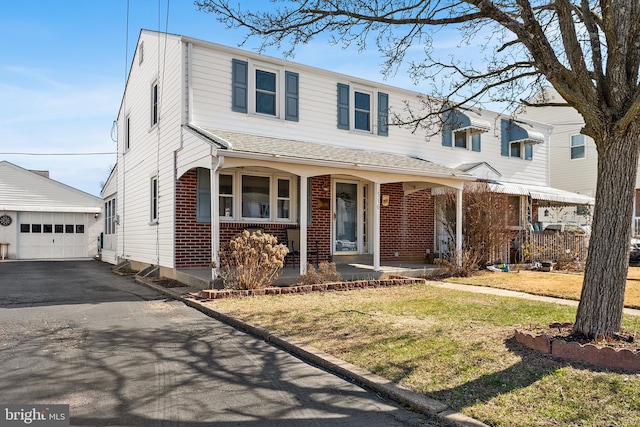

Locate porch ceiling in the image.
[188,125,475,183]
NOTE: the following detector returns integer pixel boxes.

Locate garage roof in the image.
[0,161,102,213]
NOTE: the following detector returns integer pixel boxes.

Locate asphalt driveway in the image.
[0,260,435,426]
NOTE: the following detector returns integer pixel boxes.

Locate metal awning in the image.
[488,182,594,205]
[450,110,491,133]
[507,121,545,145]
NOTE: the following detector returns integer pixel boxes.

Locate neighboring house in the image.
[107,29,588,281]
[0,161,103,260]
[101,164,118,264]
[516,87,615,229]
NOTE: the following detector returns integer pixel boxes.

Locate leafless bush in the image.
[437,182,514,270]
[433,248,484,278]
[297,262,342,285]
[217,230,288,289]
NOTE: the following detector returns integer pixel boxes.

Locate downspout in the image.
[187,42,193,124]
[373,182,381,272]
[299,176,308,275]
[456,188,463,266]
[211,155,224,284]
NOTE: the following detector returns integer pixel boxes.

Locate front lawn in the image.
[210,284,640,426]
[443,268,640,309]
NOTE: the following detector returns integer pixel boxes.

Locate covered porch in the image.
[176,126,475,283]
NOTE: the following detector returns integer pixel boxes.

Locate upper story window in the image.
[150,176,158,223]
[151,81,158,127]
[124,115,131,151]
[232,59,299,121]
[510,142,533,160]
[442,110,489,151]
[337,83,388,136]
[256,70,277,116]
[354,91,371,131]
[571,134,586,159]
[500,119,543,161]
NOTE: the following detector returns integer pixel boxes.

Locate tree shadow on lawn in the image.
[427,337,617,412]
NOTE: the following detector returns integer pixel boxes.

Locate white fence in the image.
[526,232,589,262]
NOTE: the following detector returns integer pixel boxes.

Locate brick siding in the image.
[175,170,434,267]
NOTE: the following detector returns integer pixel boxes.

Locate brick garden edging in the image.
[197,276,426,300]
[514,329,640,372]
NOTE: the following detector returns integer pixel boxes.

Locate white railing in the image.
[527,232,589,262]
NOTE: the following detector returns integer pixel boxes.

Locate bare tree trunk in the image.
[574,132,640,339]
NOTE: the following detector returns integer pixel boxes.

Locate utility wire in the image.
[0,152,116,156]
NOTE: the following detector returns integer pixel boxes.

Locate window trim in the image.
[231,59,299,122]
[337,83,388,136]
[124,114,131,151]
[151,81,158,127]
[353,89,372,132]
[570,134,586,160]
[215,171,297,223]
[150,176,159,224]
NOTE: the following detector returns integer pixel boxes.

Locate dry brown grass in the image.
[210,284,640,426]
[444,267,640,309]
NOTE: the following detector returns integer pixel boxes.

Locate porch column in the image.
[373,182,381,272]
[299,176,308,275]
[456,187,463,266]
[211,157,223,282]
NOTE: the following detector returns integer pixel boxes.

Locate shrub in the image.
[298,262,342,285]
[217,230,288,290]
[432,248,483,278]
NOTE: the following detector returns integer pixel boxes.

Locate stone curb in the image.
[135,277,489,427]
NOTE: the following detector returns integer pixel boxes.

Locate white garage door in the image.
[17,212,89,259]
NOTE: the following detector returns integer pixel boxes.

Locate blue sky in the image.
[0,1,474,196]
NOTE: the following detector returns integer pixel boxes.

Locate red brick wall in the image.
[175,171,434,267]
[175,169,211,268]
[380,183,434,262]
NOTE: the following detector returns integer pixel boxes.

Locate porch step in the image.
[331,254,373,265]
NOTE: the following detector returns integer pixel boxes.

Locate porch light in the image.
[544,209,550,217]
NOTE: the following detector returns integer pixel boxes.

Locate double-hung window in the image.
[150,176,158,223]
[277,179,291,219]
[454,131,467,148]
[124,115,131,151]
[354,91,371,131]
[232,59,299,121]
[255,70,276,116]
[219,174,234,218]
[337,83,388,136]
[571,134,586,159]
[151,81,158,127]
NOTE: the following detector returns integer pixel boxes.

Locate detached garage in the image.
[0,161,102,260]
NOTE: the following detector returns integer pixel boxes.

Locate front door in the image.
[334,181,360,253]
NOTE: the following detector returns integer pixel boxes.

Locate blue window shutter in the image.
[232,59,248,113]
[377,92,389,136]
[441,111,453,147]
[337,83,350,129]
[196,168,211,222]
[500,119,510,156]
[285,71,299,121]
[525,143,533,160]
